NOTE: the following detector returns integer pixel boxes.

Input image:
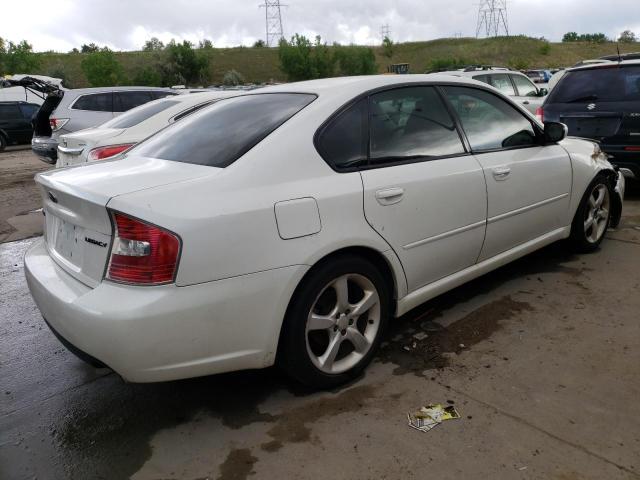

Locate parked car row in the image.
[24,73,624,389]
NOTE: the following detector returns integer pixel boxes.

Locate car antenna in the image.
[616,43,622,63]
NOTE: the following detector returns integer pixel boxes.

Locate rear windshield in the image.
[132,93,315,167]
[102,99,181,129]
[548,65,640,103]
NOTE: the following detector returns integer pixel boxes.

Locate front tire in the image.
[279,254,390,389]
[569,174,612,253]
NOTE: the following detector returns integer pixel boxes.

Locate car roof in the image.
[65,86,174,94]
[258,74,495,96]
[568,59,640,72]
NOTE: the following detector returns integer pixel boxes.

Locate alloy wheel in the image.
[583,183,610,244]
[305,273,381,374]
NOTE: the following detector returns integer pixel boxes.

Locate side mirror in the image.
[538,87,549,97]
[544,122,567,143]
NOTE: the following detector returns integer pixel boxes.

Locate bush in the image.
[427,57,469,72]
[161,40,209,86]
[222,69,244,86]
[278,34,336,81]
[81,50,126,87]
[508,57,530,70]
[1,40,40,75]
[132,66,162,86]
[539,42,551,55]
[334,45,377,76]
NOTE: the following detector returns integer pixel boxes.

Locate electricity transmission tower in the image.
[475,0,509,38]
[380,24,391,43]
[260,1,286,47]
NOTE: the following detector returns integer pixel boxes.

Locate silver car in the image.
[429,66,548,115]
[31,86,177,164]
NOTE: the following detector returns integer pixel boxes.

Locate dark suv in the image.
[0,101,40,151]
[541,60,640,179]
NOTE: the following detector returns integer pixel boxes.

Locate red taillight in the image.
[107,212,181,285]
[624,146,640,152]
[88,144,135,161]
[535,107,544,123]
[49,118,69,131]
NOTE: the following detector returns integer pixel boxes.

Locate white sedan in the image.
[25,75,624,388]
[56,91,239,167]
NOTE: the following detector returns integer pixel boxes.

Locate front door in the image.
[443,86,572,261]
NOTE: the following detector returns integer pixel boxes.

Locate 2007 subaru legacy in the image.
[25,75,624,389]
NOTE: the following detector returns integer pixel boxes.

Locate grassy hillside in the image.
[35,37,639,88]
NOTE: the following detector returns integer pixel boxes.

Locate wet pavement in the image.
[1,189,640,480]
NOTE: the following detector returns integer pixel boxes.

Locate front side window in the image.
[316,98,367,169]
[102,99,180,129]
[73,93,113,112]
[369,86,465,164]
[113,91,154,112]
[487,74,516,96]
[133,93,315,168]
[511,75,538,97]
[445,86,538,151]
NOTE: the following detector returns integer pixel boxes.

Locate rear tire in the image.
[569,174,612,253]
[278,254,390,389]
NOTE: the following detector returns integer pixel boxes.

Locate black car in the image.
[541,60,640,179]
[0,101,40,151]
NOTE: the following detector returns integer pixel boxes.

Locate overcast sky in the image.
[3,0,640,52]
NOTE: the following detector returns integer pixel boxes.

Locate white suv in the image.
[429,66,548,114]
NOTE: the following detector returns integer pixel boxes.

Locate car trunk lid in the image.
[37,155,215,287]
[57,128,124,167]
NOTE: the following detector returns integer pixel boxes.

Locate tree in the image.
[562,32,579,42]
[222,69,244,86]
[132,66,162,86]
[198,39,214,50]
[81,43,100,53]
[81,50,125,86]
[278,34,336,81]
[382,36,394,59]
[3,40,40,74]
[334,45,377,76]
[69,47,80,54]
[142,37,164,51]
[618,30,637,43]
[161,40,209,85]
[253,39,266,48]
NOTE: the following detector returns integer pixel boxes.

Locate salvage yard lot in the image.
[0,148,639,479]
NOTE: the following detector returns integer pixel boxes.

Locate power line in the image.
[380,24,391,43]
[475,0,509,38]
[259,1,287,47]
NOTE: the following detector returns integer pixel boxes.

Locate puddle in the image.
[217,448,257,480]
[378,295,533,376]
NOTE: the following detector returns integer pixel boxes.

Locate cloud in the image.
[1,0,639,52]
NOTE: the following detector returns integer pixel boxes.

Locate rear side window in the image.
[102,99,180,129]
[369,86,465,163]
[133,93,315,168]
[19,104,39,119]
[548,66,640,103]
[113,91,154,112]
[316,98,368,169]
[445,86,538,151]
[0,104,22,118]
[73,93,113,112]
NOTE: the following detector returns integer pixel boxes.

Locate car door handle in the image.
[492,167,511,180]
[375,187,404,205]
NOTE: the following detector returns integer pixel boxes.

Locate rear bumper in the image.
[32,136,58,164]
[24,239,308,382]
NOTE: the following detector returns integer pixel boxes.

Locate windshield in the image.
[548,65,640,103]
[132,93,316,168]
[101,99,180,129]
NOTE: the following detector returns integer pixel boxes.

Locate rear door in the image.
[70,92,114,130]
[443,86,572,261]
[0,103,27,142]
[358,86,487,291]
